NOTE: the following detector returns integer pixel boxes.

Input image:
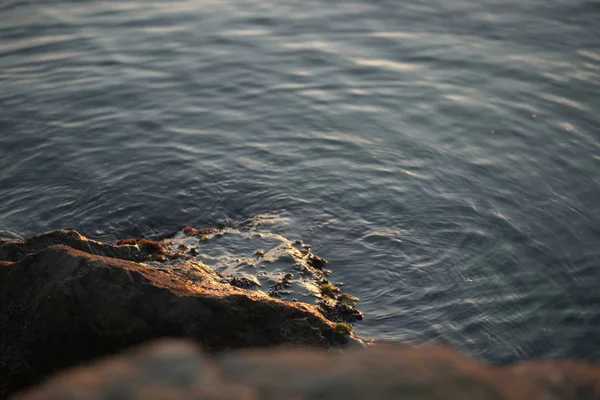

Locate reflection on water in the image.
[0,0,599,362]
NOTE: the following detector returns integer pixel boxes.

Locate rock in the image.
[115,238,165,255]
[307,254,327,269]
[0,230,140,262]
[14,339,600,400]
[0,233,338,399]
[12,340,254,400]
[511,360,600,400]
[317,299,363,323]
[228,276,260,289]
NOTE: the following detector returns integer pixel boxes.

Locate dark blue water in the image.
[1,0,599,363]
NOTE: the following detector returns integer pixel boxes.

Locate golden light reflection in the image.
[369,31,418,39]
[355,58,419,72]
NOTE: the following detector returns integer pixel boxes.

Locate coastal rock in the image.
[0,234,337,398]
[0,230,140,262]
[13,339,600,400]
[318,299,363,323]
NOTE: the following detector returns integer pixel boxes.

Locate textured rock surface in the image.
[0,230,140,262]
[0,231,338,399]
[13,339,600,400]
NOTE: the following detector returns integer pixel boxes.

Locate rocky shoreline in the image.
[0,229,361,399]
[1,230,600,399]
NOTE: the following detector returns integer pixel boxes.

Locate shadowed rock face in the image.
[0,231,337,399]
[12,339,600,400]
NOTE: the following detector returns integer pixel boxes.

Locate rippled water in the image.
[1,0,599,362]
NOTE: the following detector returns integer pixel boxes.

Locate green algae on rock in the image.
[338,293,359,306]
[335,322,353,338]
[320,282,340,298]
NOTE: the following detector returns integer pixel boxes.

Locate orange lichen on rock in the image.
[115,238,138,246]
[138,239,165,255]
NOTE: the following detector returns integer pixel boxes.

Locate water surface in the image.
[1,0,599,362]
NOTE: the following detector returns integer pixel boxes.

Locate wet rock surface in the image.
[0,230,344,399]
[140,224,363,322]
[13,339,600,400]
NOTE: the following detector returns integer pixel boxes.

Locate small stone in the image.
[228,276,260,289]
[317,299,363,323]
[168,251,186,260]
[257,271,268,280]
[308,255,327,269]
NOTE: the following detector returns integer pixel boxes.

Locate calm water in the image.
[1,0,599,363]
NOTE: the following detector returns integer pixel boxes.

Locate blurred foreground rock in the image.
[13,339,600,400]
[0,231,339,399]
